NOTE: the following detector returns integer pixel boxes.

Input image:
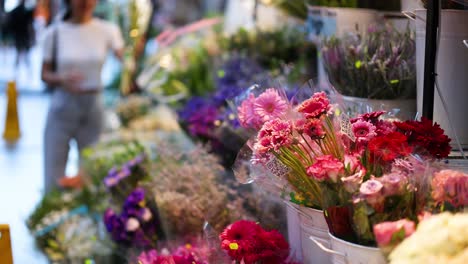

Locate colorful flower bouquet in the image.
[233,86,452,246]
[322,25,416,100]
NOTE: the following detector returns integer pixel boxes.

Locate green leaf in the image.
[390,227,406,243]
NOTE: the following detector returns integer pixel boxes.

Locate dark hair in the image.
[63,0,72,20]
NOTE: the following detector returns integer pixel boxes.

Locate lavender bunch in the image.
[322,25,416,99]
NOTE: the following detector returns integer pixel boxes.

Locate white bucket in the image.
[307,7,380,40]
[223,0,300,35]
[401,0,423,12]
[293,205,331,264]
[286,203,303,261]
[340,95,417,120]
[415,9,468,148]
[311,233,386,264]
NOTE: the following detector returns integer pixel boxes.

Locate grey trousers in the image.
[44,90,103,193]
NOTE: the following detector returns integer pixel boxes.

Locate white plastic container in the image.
[311,233,386,264]
[415,9,468,148]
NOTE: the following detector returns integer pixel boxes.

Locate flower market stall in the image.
[25,0,468,263]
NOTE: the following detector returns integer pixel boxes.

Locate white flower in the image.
[125,217,140,232]
[390,212,468,264]
[142,208,152,222]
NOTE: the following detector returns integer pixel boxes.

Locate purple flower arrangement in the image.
[103,187,160,248]
[177,56,266,166]
[178,56,264,137]
[103,153,147,189]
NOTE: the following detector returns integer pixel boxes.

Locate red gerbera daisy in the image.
[394,117,451,159]
[220,220,262,262]
[368,132,413,162]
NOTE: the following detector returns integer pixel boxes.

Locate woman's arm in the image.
[41,61,84,93]
[41,61,63,86]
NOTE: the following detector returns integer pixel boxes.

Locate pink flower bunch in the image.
[137,245,208,264]
[373,219,415,252]
[254,119,294,156]
[431,169,468,209]
[238,89,289,129]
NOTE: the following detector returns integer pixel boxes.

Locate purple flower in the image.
[178,97,209,121]
[103,166,132,188]
[124,187,146,209]
[187,104,220,138]
[126,153,146,168]
[103,209,128,243]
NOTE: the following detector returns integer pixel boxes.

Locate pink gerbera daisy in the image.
[352,120,377,142]
[238,94,262,129]
[254,89,289,122]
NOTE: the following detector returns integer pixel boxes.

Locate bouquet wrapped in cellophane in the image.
[232,81,453,247]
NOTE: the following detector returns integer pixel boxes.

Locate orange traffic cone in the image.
[3,81,21,143]
[0,225,14,264]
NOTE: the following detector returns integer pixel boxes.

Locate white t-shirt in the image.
[42,18,124,90]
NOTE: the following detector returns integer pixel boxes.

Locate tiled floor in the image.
[0,93,50,264]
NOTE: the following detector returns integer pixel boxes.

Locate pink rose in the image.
[373,219,415,247]
[341,170,365,193]
[431,169,468,208]
[359,179,385,212]
[307,155,344,182]
[297,92,331,119]
[344,154,363,173]
[378,172,409,196]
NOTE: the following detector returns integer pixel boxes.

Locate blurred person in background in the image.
[5,0,36,73]
[41,0,124,193]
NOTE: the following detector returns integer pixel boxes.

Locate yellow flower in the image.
[229,242,239,250]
